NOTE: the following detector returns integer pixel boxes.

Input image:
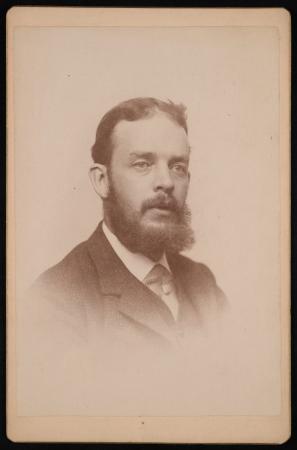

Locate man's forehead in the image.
[111,113,190,152]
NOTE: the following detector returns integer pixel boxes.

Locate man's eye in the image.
[132,161,151,170]
[172,163,187,175]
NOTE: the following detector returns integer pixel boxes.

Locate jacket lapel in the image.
[167,253,202,329]
[168,252,225,331]
[86,224,176,342]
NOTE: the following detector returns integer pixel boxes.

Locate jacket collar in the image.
[86,223,178,341]
[86,222,136,296]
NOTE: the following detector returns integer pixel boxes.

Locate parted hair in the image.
[91,97,188,165]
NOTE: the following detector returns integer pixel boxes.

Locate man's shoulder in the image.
[169,252,228,309]
[35,240,93,292]
[169,252,217,284]
[30,224,114,310]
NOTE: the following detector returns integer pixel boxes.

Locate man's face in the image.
[105,113,194,259]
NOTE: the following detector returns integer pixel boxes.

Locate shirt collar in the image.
[102,221,170,282]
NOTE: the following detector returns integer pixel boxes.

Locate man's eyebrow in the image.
[129,152,189,162]
[170,156,189,164]
[128,152,154,159]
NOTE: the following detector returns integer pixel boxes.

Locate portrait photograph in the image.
[6,7,291,443]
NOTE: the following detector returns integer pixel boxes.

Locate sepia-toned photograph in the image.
[6,7,290,443]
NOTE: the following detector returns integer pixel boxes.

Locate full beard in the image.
[104,187,195,261]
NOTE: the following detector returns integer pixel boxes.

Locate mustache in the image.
[141,194,180,213]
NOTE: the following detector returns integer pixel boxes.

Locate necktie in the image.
[143,264,179,320]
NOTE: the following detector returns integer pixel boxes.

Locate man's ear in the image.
[89,164,110,200]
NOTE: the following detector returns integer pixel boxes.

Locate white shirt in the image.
[102,222,179,319]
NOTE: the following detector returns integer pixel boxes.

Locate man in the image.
[18,97,228,414]
[27,97,227,354]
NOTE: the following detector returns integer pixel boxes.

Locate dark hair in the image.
[91,97,188,165]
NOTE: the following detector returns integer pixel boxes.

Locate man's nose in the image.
[153,163,174,192]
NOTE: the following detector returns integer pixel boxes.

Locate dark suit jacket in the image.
[18,223,228,414]
[28,223,227,352]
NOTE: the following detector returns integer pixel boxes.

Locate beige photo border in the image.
[6,7,291,443]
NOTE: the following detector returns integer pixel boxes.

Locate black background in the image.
[0,0,295,448]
